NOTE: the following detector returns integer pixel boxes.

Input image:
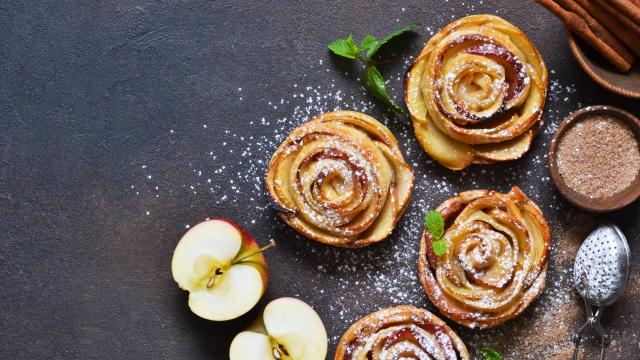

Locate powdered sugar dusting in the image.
[125,20,636,360]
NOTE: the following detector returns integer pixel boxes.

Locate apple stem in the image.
[205,240,276,289]
[232,239,276,264]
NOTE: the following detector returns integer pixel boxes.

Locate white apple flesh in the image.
[229,297,328,360]
[171,219,269,321]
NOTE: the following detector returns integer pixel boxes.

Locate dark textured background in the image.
[1,1,639,359]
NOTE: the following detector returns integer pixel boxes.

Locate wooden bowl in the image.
[548,105,640,212]
[566,30,640,99]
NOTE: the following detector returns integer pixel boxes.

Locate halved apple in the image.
[171,218,270,321]
[229,297,328,360]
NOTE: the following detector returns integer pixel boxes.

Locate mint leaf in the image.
[358,34,377,53]
[424,210,445,239]
[362,65,404,114]
[480,348,502,360]
[424,210,446,256]
[328,35,359,59]
[366,23,418,60]
[433,239,447,257]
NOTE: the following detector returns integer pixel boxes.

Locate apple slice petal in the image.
[229,331,274,360]
[188,264,264,321]
[263,298,328,360]
[171,220,242,290]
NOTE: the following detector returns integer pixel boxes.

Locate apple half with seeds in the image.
[171,218,271,321]
[229,297,328,360]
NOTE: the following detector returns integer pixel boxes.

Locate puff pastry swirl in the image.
[418,187,551,328]
[406,15,548,170]
[335,305,470,360]
[265,111,414,248]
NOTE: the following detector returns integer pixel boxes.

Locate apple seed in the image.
[206,268,224,288]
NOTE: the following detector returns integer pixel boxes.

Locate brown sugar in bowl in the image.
[549,105,640,212]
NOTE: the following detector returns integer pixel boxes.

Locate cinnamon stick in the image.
[609,0,640,24]
[593,0,640,33]
[555,0,635,64]
[582,0,640,57]
[535,0,632,71]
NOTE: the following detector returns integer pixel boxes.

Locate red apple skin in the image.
[214,218,269,288]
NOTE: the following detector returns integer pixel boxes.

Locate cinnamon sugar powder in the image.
[556,115,640,199]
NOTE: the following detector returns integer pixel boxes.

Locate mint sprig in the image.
[480,347,502,360]
[424,210,447,256]
[327,23,417,114]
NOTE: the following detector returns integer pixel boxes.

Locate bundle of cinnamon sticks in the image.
[536,0,640,72]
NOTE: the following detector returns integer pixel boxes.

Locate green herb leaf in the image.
[433,239,447,257]
[362,65,404,114]
[480,347,502,360]
[366,23,418,60]
[424,210,446,256]
[358,34,377,53]
[424,210,445,239]
[328,35,359,59]
[327,23,416,114]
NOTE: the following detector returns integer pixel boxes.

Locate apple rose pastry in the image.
[265,111,414,248]
[419,186,551,329]
[335,305,470,360]
[405,15,548,170]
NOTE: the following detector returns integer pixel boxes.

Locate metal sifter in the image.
[571,224,630,360]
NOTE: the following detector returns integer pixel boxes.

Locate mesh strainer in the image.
[571,224,630,360]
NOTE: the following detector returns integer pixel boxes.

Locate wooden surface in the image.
[1,1,639,359]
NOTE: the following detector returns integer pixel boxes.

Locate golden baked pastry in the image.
[335,305,470,360]
[265,110,414,248]
[418,187,551,328]
[405,15,548,170]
